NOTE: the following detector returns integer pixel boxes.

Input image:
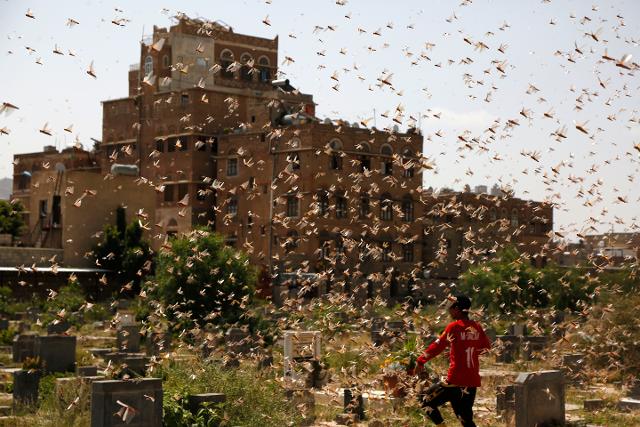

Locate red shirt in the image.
[417,319,491,387]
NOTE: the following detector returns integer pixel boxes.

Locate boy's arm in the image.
[417,324,452,366]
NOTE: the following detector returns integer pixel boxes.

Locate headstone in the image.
[485,327,497,342]
[89,348,113,358]
[35,335,76,373]
[104,352,149,377]
[617,398,640,411]
[507,323,527,337]
[12,334,37,363]
[344,387,365,421]
[91,378,163,427]
[47,319,71,335]
[583,399,605,411]
[225,327,251,355]
[495,335,520,363]
[12,369,41,407]
[521,336,549,361]
[116,324,141,353]
[561,353,586,381]
[187,393,225,413]
[371,318,406,346]
[77,366,99,376]
[498,370,565,427]
[628,378,640,399]
[283,330,322,388]
[145,331,170,356]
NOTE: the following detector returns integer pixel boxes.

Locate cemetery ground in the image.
[0,291,637,426]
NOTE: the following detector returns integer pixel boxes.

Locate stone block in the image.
[12,369,41,408]
[495,335,520,363]
[225,327,251,355]
[12,334,37,363]
[116,324,140,353]
[617,398,640,411]
[77,366,99,376]
[187,393,225,413]
[370,318,406,346]
[344,388,365,420]
[507,323,527,336]
[104,352,149,377]
[46,320,71,335]
[89,348,114,358]
[91,378,163,427]
[583,399,605,411]
[521,336,549,361]
[35,335,76,373]
[513,370,565,427]
[144,332,170,356]
[628,378,640,399]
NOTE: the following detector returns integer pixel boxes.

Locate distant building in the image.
[10,15,553,302]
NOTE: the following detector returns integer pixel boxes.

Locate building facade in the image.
[10,15,553,302]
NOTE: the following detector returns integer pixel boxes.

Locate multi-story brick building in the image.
[10,15,553,301]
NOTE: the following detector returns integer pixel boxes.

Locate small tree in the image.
[0,200,26,237]
[92,207,153,292]
[146,228,257,329]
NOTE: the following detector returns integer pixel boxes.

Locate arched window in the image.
[144,56,153,75]
[380,144,393,175]
[380,194,393,221]
[240,53,253,81]
[489,207,497,221]
[162,55,170,68]
[220,49,234,79]
[500,208,508,219]
[510,208,519,227]
[401,196,414,222]
[258,56,271,82]
[329,139,343,170]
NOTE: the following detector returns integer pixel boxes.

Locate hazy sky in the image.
[0,0,639,237]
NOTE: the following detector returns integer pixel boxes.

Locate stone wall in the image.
[0,247,64,267]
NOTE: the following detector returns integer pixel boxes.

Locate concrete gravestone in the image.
[12,334,37,363]
[497,370,565,427]
[283,330,323,388]
[495,335,520,363]
[116,324,141,353]
[521,336,549,361]
[35,335,76,373]
[91,378,163,427]
[371,318,406,346]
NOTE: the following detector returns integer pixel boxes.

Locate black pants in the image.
[421,381,477,426]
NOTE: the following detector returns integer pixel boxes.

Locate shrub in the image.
[92,206,154,294]
[0,200,26,237]
[158,358,303,426]
[145,228,257,329]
